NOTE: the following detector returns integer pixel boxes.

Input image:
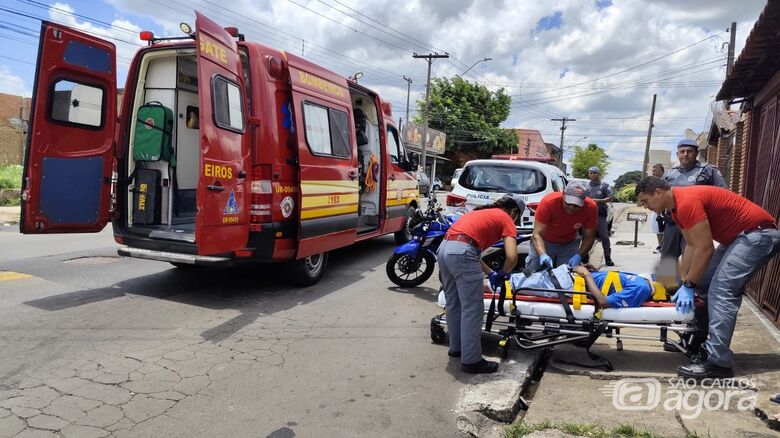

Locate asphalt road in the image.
[0,229,469,437]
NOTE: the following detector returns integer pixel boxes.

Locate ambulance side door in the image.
[289,67,358,258]
[384,123,417,232]
[195,11,251,255]
[20,22,117,233]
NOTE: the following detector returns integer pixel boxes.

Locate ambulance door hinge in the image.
[286,158,298,166]
[249,117,262,127]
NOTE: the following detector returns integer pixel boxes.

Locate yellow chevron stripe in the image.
[0,271,32,282]
[301,204,358,220]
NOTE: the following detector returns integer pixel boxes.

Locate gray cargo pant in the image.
[438,240,485,365]
[525,239,580,272]
[694,228,780,367]
[596,215,612,260]
[661,219,686,259]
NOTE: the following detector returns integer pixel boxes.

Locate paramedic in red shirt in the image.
[438,195,525,374]
[526,181,599,272]
[636,177,780,379]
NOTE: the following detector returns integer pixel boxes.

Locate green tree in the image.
[613,170,643,191]
[415,77,516,166]
[615,184,637,203]
[570,143,609,178]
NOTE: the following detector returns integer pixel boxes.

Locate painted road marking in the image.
[0,271,32,282]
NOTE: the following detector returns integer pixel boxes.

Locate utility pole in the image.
[413,52,449,175]
[551,117,575,169]
[726,22,737,76]
[642,94,657,176]
[725,22,737,110]
[402,75,413,127]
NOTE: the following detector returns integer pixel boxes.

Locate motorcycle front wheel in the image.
[386,251,436,287]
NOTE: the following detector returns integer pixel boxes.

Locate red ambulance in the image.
[20,11,420,285]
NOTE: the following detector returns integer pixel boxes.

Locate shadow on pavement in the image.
[23,236,397,342]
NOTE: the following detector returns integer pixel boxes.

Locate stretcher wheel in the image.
[431,325,447,344]
[499,338,510,358]
[616,339,623,351]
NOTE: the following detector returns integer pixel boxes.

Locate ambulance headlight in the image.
[281,196,294,218]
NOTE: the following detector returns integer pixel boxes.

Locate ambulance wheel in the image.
[394,206,417,244]
[431,325,447,344]
[286,252,329,286]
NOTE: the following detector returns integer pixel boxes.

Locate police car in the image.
[446,159,568,254]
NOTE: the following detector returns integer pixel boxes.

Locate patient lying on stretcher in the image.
[508,264,668,309]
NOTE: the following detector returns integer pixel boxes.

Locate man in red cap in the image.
[526,181,599,271]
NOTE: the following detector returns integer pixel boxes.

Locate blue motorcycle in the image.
[386,195,456,287]
[386,196,534,287]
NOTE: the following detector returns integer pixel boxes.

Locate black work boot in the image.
[677,359,733,379]
[461,358,499,374]
[605,257,615,266]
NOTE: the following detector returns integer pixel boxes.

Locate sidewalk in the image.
[0,206,20,225]
[515,205,780,437]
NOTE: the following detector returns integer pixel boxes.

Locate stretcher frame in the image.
[430,284,700,371]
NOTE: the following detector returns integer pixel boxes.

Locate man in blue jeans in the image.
[636,177,780,379]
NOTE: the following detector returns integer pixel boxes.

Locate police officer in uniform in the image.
[661,139,727,259]
[583,166,614,266]
[660,139,727,355]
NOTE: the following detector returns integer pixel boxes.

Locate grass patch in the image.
[0,165,22,189]
[503,421,670,438]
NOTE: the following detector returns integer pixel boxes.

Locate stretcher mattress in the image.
[480,292,695,323]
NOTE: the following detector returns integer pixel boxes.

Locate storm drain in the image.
[61,256,121,265]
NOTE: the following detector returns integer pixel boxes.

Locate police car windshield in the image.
[460,164,546,194]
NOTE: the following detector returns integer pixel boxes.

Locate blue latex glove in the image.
[568,253,582,268]
[672,285,695,314]
[488,270,507,291]
[539,254,553,269]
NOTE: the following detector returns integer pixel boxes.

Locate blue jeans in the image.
[437,240,484,365]
[696,228,780,367]
[525,238,580,272]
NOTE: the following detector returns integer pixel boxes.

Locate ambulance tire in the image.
[285,252,329,286]
[394,206,417,244]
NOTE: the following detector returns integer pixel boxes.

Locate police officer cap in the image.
[588,166,601,174]
[677,139,699,150]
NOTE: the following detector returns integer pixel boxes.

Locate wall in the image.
[0,93,31,166]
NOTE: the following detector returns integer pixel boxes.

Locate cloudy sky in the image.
[0,0,768,182]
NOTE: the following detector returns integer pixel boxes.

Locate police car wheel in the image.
[285,252,329,286]
[394,206,417,244]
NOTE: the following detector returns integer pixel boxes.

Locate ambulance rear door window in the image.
[212,75,244,132]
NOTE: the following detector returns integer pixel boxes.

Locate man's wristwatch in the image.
[683,280,697,289]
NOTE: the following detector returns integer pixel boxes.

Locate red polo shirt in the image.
[671,185,776,245]
[446,208,517,251]
[534,192,598,244]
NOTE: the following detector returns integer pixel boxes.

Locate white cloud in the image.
[0,66,28,96]
[36,0,768,183]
